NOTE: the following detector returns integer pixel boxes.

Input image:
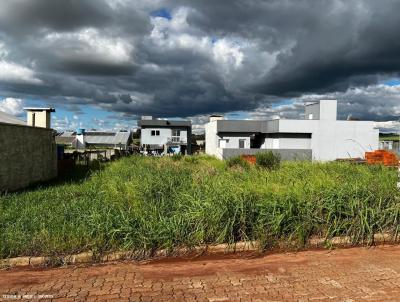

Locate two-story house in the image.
[138,116,192,155]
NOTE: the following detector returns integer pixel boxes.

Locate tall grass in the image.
[0,155,398,259]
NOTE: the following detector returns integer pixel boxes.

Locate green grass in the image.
[0,155,399,260]
[379,136,399,141]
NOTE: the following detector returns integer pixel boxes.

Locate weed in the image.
[226,156,250,170]
[256,151,281,170]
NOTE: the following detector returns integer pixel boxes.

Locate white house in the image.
[138,116,192,154]
[205,100,379,161]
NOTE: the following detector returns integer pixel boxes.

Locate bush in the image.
[226,156,250,169]
[256,151,281,170]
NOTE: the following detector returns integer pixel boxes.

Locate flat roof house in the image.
[205,100,379,161]
[56,130,132,150]
[138,116,192,155]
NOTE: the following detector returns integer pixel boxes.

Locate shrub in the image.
[256,151,281,170]
[226,156,250,169]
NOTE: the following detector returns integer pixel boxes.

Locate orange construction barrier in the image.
[365,150,398,166]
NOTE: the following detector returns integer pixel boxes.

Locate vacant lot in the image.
[0,155,398,260]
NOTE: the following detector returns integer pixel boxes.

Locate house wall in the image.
[221,148,312,160]
[305,100,337,121]
[305,103,320,120]
[205,119,220,156]
[141,128,188,145]
[278,120,379,161]
[27,111,51,128]
[218,133,251,149]
[261,134,311,150]
[0,122,57,192]
[276,137,311,149]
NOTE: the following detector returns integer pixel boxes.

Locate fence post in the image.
[398,160,400,190]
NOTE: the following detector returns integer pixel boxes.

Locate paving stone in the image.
[0,246,400,301]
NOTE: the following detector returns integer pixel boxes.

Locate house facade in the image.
[138,116,192,154]
[205,100,379,161]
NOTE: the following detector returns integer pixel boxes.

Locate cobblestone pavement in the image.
[1,245,400,301]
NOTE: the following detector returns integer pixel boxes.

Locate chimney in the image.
[24,107,55,128]
[209,114,224,122]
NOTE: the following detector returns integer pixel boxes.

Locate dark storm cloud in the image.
[0,0,399,123]
[176,0,400,96]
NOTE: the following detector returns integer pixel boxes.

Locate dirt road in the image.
[1,245,400,301]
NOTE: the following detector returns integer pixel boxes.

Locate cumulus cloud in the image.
[0,97,24,116]
[0,61,43,85]
[0,0,399,129]
[374,121,400,133]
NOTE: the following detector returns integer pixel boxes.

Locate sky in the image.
[0,0,399,133]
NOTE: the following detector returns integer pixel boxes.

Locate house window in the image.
[172,129,180,136]
[151,130,160,136]
[239,139,245,149]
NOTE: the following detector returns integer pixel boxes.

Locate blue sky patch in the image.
[382,78,400,86]
[150,8,172,20]
[271,99,294,108]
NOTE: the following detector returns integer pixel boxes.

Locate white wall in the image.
[141,128,172,145]
[279,138,311,149]
[261,138,273,149]
[278,120,378,161]
[319,100,337,120]
[261,136,311,149]
[305,103,320,120]
[205,120,219,157]
[305,100,337,121]
[220,135,251,149]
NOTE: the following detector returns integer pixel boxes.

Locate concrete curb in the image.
[0,233,396,269]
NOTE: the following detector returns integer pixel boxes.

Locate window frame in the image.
[151,130,160,136]
[172,129,181,137]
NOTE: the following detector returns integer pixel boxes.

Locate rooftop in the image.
[0,111,25,125]
[138,119,191,127]
[23,107,56,112]
[58,130,131,145]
